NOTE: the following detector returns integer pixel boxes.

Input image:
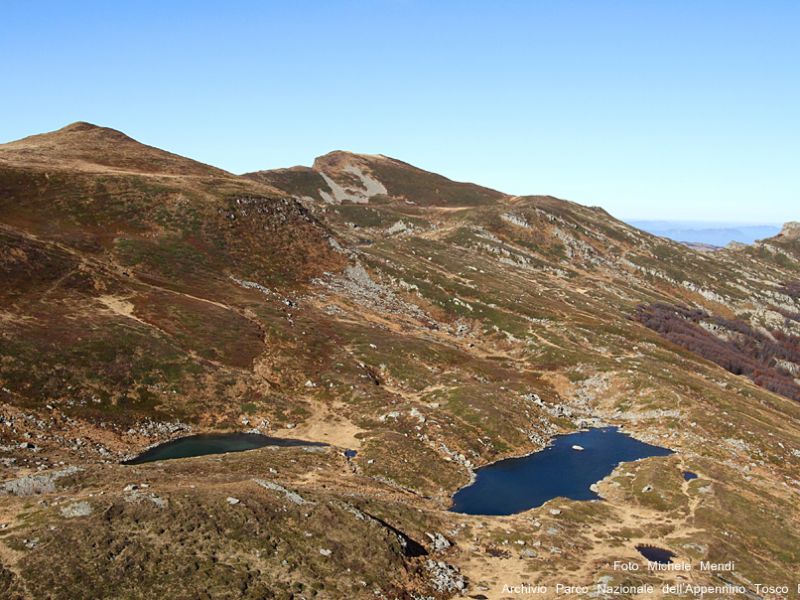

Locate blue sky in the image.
[2,1,798,222]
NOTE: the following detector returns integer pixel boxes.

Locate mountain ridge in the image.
[1,123,800,598]
[6,122,795,241]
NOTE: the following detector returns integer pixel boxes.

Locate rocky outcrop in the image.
[253,478,311,505]
[313,152,388,204]
[60,501,93,518]
[425,559,466,593]
[425,532,452,553]
[0,466,81,496]
[315,262,433,325]
[778,221,800,240]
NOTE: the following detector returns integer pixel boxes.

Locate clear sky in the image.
[2,1,798,222]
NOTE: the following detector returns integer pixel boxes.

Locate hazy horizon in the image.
[624,219,785,229]
[626,219,783,246]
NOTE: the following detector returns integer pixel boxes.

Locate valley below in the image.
[1,123,800,599]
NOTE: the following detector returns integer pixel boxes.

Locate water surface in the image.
[450,427,672,515]
[636,545,676,564]
[124,433,327,465]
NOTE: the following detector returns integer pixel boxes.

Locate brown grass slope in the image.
[1,124,800,598]
[0,121,228,176]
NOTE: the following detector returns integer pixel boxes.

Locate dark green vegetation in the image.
[1,123,800,598]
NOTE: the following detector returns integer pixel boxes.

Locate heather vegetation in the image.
[780,280,800,299]
[636,303,800,401]
[2,124,800,597]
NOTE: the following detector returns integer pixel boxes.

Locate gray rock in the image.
[60,501,92,518]
[148,495,167,509]
[425,560,465,593]
[425,532,452,552]
[1,466,80,496]
[253,479,311,505]
[779,221,800,240]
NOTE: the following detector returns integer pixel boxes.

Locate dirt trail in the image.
[96,295,153,327]
[273,400,364,450]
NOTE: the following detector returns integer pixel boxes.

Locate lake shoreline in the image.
[449,426,674,515]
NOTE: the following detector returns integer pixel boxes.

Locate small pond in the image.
[682,471,698,481]
[636,544,676,564]
[450,427,673,515]
[123,433,327,465]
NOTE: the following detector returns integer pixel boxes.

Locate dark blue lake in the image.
[450,427,672,515]
[123,433,327,465]
[636,545,676,564]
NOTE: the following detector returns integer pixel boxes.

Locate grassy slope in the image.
[1,127,800,598]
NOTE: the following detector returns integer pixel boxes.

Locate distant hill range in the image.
[628,220,781,247]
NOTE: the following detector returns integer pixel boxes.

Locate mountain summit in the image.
[0,121,228,176]
[247,149,505,207]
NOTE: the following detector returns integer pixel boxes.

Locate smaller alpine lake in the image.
[123,433,327,465]
[450,427,673,515]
